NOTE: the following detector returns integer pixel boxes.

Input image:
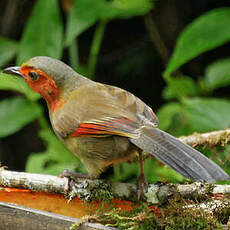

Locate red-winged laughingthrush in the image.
[3,56,230,186]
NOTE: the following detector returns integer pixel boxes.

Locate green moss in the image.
[91,199,224,230]
[101,204,159,229]
[70,186,227,230]
[164,208,223,230]
[212,196,230,224]
[87,180,113,202]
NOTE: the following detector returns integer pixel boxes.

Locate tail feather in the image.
[130,127,230,182]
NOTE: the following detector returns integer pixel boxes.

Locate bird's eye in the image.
[28,72,39,81]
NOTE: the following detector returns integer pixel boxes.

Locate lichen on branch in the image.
[179,128,230,147]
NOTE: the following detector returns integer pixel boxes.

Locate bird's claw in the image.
[59,169,90,194]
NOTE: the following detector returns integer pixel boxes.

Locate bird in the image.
[3,56,230,191]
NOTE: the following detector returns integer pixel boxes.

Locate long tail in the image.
[129,127,230,182]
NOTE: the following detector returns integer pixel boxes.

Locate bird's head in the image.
[3,56,78,112]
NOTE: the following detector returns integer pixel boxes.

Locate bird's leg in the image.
[137,151,148,200]
[59,169,90,193]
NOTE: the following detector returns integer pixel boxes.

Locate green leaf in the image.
[0,97,42,137]
[65,0,98,46]
[109,0,153,19]
[65,0,153,46]
[17,0,63,64]
[26,125,79,175]
[165,8,230,77]
[163,76,198,100]
[0,37,18,68]
[157,102,182,130]
[0,72,40,101]
[204,58,230,89]
[183,98,230,133]
[162,98,230,136]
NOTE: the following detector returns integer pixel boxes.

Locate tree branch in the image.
[0,169,229,205]
[179,128,230,147]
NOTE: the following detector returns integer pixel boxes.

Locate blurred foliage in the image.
[204,58,230,90]
[17,0,63,65]
[0,0,229,184]
[26,117,79,175]
[164,8,230,78]
[65,0,152,46]
[0,37,18,67]
[0,97,42,138]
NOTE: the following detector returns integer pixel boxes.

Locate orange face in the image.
[20,66,63,112]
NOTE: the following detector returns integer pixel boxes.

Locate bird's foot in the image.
[59,169,90,194]
[137,174,148,201]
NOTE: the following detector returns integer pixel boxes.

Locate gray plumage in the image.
[130,127,230,182]
[25,56,89,91]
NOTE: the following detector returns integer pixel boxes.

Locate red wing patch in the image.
[71,117,139,138]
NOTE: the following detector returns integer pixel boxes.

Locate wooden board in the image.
[0,202,115,230]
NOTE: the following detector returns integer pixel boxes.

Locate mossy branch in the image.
[179,128,230,147]
[0,169,229,204]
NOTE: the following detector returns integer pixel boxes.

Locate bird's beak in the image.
[2,66,25,78]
